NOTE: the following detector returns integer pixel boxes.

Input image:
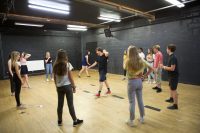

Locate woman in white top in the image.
[20,52,31,88]
[53,49,83,127]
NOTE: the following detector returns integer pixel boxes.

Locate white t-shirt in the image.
[55,62,73,87]
[139,52,145,60]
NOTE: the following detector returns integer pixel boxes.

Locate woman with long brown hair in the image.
[124,45,153,127]
[53,49,83,127]
[11,51,24,108]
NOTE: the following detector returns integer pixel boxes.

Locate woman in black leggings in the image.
[11,51,24,108]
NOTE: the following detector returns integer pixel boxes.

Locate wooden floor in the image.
[0,70,200,133]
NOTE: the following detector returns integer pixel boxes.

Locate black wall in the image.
[81,16,200,85]
[0,29,82,79]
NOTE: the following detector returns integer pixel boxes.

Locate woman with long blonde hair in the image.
[53,49,83,127]
[11,51,24,108]
[124,45,153,127]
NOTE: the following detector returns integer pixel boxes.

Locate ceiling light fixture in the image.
[98,13,121,22]
[15,22,44,27]
[67,25,87,31]
[28,0,70,15]
[164,0,185,8]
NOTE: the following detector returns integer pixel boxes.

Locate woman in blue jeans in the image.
[124,45,153,127]
[45,51,53,81]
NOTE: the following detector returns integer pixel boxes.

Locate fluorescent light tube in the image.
[67,25,87,29]
[28,5,69,15]
[15,22,44,27]
[165,0,185,8]
[28,0,70,11]
[98,16,121,22]
[67,28,87,31]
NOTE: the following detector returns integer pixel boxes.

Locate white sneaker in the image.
[46,79,49,82]
[153,81,156,84]
[51,78,54,81]
[126,120,134,127]
[138,117,144,124]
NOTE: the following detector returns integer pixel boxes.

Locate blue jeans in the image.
[128,79,145,120]
[46,63,53,79]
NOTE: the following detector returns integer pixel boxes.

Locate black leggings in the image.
[13,74,21,106]
[9,74,15,93]
[57,85,77,121]
[124,69,127,77]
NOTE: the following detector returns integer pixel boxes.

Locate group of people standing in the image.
[6,43,179,128]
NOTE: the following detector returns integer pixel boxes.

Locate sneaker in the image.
[58,120,62,126]
[138,117,144,124]
[156,88,162,93]
[95,93,100,97]
[17,104,26,110]
[126,120,134,127]
[51,78,54,81]
[46,79,49,82]
[73,119,83,127]
[165,98,174,103]
[153,81,156,84]
[152,86,158,90]
[105,90,111,95]
[167,104,178,110]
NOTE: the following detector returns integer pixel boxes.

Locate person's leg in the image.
[65,85,77,121]
[25,74,30,88]
[45,64,49,80]
[78,66,85,77]
[168,77,179,109]
[85,66,90,77]
[9,74,15,94]
[156,69,162,92]
[127,80,136,121]
[57,87,65,122]
[49,64,53,80]
[96,71,105,96]
[135,79,145,122]
[15,78,21,106]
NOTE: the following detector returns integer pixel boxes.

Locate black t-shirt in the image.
[96,54,108,72]
[167,54,179,77]
[45,57,52,64]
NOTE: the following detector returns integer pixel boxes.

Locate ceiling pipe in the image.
[98,0,196,25]
[0,13,106,28]
[75,0,155,21]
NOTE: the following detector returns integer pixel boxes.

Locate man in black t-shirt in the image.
[160,44,179,110]
[88,48,111,97]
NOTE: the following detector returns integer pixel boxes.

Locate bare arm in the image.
[144,65,153,78]
[85,55,90,65]
[45,57,50,63]
[25,54,31,59]
[68,70,76,93]
[104,51,109,57]
[162,64,176,71]
[88,61,97,69]
[8,60,13,76]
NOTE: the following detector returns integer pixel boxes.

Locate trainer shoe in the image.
[167,104,178,110]
[95,93,100,97]
[156,88,162,93]
[105,90,111,95]
[58,120,62,126]
[165,98,174,103]
[73,119,83,127]
[126,120,134,127]
[138,117,144,124]
[152,86,158,90]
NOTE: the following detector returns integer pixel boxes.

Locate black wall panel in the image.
[81,17,200,85]
[0,30,82,79]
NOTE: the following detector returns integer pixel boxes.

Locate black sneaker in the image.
[165,98,174,103]
[152,86,158,90]
[58,120,62,126]
[156,88,162,93]
[167,104,178,110]
[73,119,83,127]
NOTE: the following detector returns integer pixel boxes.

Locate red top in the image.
[154,51,163,68]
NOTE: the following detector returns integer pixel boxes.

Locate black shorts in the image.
[21,65,28,75]
[99,70,107,82]
[169,76,179,90]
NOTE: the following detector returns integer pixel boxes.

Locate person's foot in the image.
[95,93,100,97]
[11,93,15,96]
[87,76,91,77]
[122,77,126,80]
[58,120,62,126]
[105,90,111,95]
[17,104,26,110]
[165,97,174,103]
[78,75,81,78]
[51,78,54,81]
[153,81,156,84]
[126,120,134,127]
[156,88,162,93]
[138,117,144,124]
[152,86,158,90]
[73,119,83,127]
[167,104,178,110]
[46,79,49,82]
